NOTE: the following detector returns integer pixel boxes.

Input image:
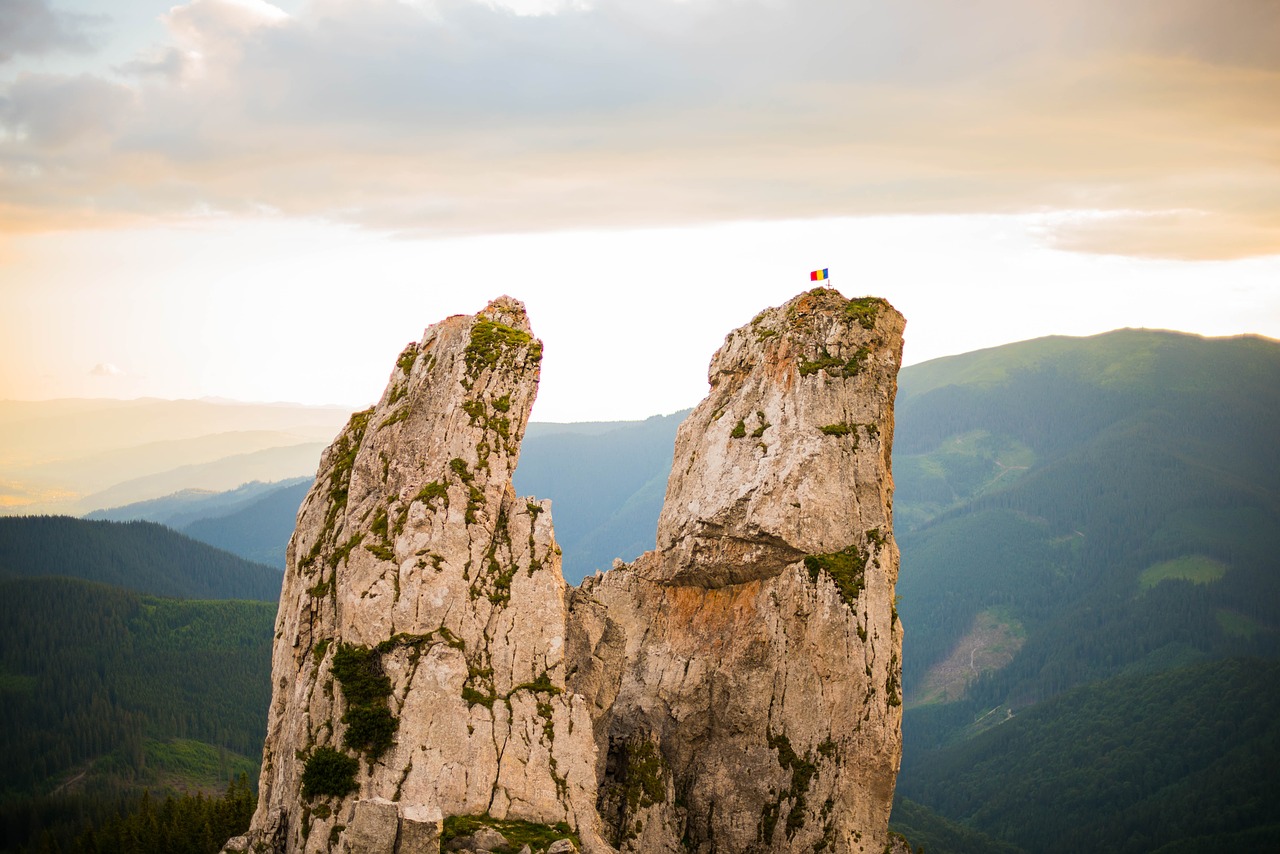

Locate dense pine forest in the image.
[0,572,273,852]
[0,577,274,789]
[15,776,255,854]
[898,659,1280,852]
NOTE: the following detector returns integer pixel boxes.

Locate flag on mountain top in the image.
[810,268,829,281]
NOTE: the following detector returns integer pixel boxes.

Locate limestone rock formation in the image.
[570,289,904,853]
[240,297,603,854]
[230,288,903,854]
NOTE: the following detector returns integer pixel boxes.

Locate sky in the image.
[1,0,1278,422]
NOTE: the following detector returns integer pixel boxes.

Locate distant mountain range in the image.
[80,415,687,578]
[87,477,313,568]
[85,478,309,529]
[0,398,348,517]
[1,328,1277,852]
[516,412,685,582]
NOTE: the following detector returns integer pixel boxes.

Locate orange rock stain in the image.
[660,580,764,656]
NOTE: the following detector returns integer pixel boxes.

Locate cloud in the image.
[0,0,1277,258]
[89,362,123,377]
[0,73,136,147]
[114,48,188,81]
[0,0,101,63]
[164,0,288,70]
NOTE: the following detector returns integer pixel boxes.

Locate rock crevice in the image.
[231,288,904,854]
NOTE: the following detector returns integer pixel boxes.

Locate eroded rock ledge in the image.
[228,288,904,854]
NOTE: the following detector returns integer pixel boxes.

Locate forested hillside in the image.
[0,577,273,852]
[889,330,1280,851]
[896,659,1280,853]
[0,516,282,600]
[894,330,1280,711]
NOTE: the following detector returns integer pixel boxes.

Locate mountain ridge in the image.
[0,516,282,601]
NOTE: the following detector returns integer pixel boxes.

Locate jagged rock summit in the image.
[228,289,904,854]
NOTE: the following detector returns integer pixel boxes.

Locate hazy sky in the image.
[2,0,1277,421]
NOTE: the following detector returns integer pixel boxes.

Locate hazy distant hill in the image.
[0,516,281,601]
[81,414,689,579]
[181,480,312,568]
[0,398,346,467]
[10,431,322,496]
[85,478,308,528]
[0,398,347,516]
[515,411,686,582]
[85,478,310,568]
[70,442,325,517]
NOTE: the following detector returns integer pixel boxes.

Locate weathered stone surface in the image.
[654,289,901,587]
[345,798,398,854]
[234,297,605,854]
[569,289,905,853]
[397,804,443,854]
[469,826,509,851]
[229,288,903,854]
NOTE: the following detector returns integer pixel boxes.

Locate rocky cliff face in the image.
[229,288,903,854]
[570,289,904,854]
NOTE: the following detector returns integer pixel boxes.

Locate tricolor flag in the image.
[810,268,829,281]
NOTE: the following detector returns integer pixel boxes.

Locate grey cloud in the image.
[1,72,135,147]
[134,0,1280,138]
[114,48,188,80]
[0,0,1277,259]
[0,0,102,63]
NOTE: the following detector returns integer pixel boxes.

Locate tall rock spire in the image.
[229,287,905,854]
[572,288,905,853]
[237,297,605,853]
[655,288,902,587]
